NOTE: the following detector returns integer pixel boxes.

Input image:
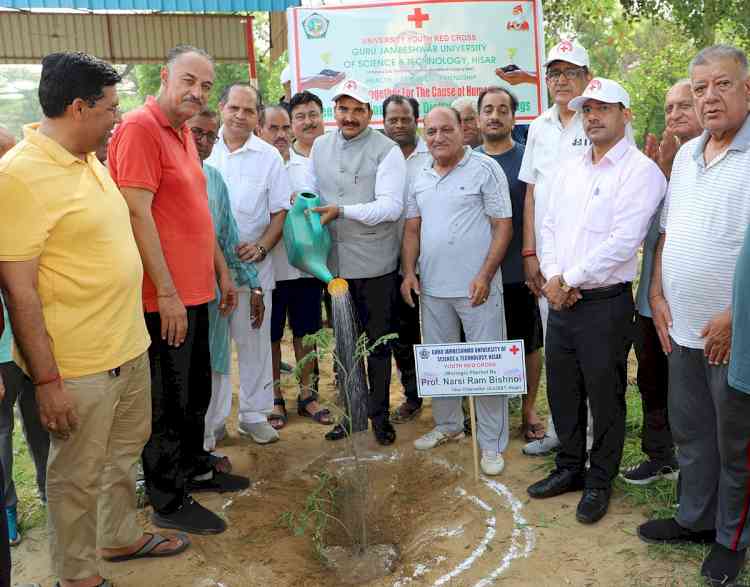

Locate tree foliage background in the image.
[0,3,749,141]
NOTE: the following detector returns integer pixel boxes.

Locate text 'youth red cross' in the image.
[408,7,430,28]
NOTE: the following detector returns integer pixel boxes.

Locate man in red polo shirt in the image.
[109,45,246,535]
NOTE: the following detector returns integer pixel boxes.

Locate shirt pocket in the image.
[457,176,485,199]
[235,173,268,216]
[584,191,614,233]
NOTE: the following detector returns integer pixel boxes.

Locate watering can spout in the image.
[283,191,338,286]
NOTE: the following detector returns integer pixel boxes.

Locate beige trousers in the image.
[47,351,151,580]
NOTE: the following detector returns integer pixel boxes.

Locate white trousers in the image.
[421,289,510,454]
[203,290,274,442]
[204,371,232,451]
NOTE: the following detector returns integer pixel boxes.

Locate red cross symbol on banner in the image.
[509,345,520,355]
[408,7,430,28]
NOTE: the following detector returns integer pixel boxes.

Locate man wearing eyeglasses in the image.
[262,97,332,430]
[517,39,594,456]
[187,109,264,468]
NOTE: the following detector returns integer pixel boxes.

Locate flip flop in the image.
[102,532,190,563]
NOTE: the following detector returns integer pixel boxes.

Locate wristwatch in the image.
[558,274,572,293]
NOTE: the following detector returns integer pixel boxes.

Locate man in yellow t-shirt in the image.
[0,52,188,587]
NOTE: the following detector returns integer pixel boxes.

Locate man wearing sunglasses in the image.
[518,40,594,456]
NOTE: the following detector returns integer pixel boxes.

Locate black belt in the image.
[579,282,631,301]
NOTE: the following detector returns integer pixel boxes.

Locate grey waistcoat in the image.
[312,127,400,279]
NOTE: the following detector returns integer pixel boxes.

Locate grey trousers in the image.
[669,339,750,550]
[0,361,49,508]
[420,289,510,453]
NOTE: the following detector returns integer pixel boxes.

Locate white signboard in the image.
[415,340,527,397]
[287,0,547,127]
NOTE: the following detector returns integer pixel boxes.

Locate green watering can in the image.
[284,192,336,284]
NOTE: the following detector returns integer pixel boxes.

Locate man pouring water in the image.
[304,79,407,445]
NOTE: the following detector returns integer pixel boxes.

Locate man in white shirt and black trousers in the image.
[527,79,666,524]
[307,79,407,445]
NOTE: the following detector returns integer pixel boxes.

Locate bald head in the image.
[424,107,465,165]
[0,127,16,158]
[665,79,702,141]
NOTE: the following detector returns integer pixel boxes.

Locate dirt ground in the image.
[10,339,697,587]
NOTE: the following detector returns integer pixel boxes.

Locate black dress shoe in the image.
[325,422,350,441]
[373,420,396,445]
[637,517,716,545]
[701,543,747,585]
[576,487,611,524]
[527,468,584,499]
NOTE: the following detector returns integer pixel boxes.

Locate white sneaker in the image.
[238,421,280,444]
[481,451,505,476]
[522,434,560,456]
[414,427,465,451]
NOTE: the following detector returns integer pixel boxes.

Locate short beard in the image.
[483,129,512,142]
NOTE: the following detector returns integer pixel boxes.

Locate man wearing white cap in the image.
[306,79,407,445]
[518,39,594,456]
[526,78,666,524]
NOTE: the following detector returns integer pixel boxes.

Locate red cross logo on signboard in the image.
[408,7,430,28]
[509,345,520,355]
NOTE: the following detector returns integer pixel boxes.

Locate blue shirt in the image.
[730,220,750,394]
[205,164,260,374]
[477,142,527,284]
[0,296,11,364]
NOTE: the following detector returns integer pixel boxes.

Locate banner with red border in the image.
[287,0,547,127]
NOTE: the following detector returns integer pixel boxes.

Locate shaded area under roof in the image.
[0,12,252,62]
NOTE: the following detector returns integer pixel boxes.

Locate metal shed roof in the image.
[0,12,251,62]
[0,0,298,11]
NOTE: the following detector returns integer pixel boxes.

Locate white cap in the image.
[280,64,291,85]
[544,39,589,68]
[331,78,370,105]
[569,78,631,111]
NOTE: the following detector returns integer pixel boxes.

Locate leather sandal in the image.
[269,397,288,430]
[297,393,333,425]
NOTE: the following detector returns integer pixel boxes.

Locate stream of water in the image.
[330,287,370,554]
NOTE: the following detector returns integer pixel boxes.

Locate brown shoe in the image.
[391,401,422,424]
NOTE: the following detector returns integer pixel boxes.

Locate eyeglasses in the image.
[190,128,219,143]
[545,67,586,82]
[292,111,321,122]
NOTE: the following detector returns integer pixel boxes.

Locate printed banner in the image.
[287,0,547,126]
[414,340,527,398]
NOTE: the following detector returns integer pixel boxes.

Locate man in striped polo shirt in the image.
[637,45,750,585]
